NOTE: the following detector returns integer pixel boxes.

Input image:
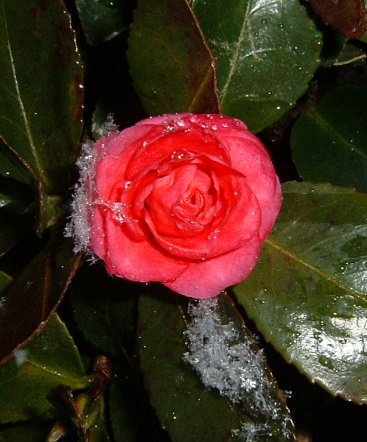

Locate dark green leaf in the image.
[76,0,133,46]
[0,0,84,230]
[0,419,52,442]
[48,380,111,442]
[291,86,367,192]
[128,0,220,115]
[71,263,137,358]
[233,181,367,404]
[0,271,12,297]
[0,232,81,366]
[0,180,35,258]
[192,0,322,132]
[0,313,89,423]
[0,137,32,185]
[138,290,294,441]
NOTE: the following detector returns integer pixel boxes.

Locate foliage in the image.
[0,0,367,441]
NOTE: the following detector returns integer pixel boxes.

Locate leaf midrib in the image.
[265,236,367,303]
[309,107,367,161]
[2,4,50,189]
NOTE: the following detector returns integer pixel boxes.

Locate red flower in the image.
[69,114,281,298]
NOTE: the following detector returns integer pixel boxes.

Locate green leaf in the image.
[0,313,89,423]
[71,263,137,358]
[291,86,367,193]
[128,0,220,115]
[192,0,322,132]
[0,0,84,230]
[0,233,81,366]
[0,271,12,297]
[0,137,32,185]
[233,181,367,404]
[76,0,133,46]
[138,290,294,441]
[0,419,52,442]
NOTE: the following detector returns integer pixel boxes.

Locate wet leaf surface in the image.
[0,314,89,423]
[291,86,367,193]
[192,0,322,132]
[128,0,220,116]
[234,181,367,404]
[138,290,294,442]
[0,0,83,230]
[0,232,81,366]
[75,0,133,46]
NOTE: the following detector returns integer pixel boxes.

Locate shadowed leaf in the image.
[76,0,133,46]
[305,0,366,39]
[128,0,220,115]
[0,232,81,366]
[0,0,84,231]
[0,314,89,423]
[291,86,367,193]
[138,290,294,441]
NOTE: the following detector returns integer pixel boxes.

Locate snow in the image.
[183,297,294,441]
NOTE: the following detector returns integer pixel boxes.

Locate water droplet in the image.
[318,355,334,370]
[208,228,220,240]
[171,150,190,161]
[221,122,229,128]
[177,120,186,127]
[124,181,132,189]
[211,124,218,131]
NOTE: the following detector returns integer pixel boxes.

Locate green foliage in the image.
[234,182,367,403]
[75,0,133,46]
[138,292,293,442]
[0,314,89,423]
[0,0,83,232]
[291,86,367,192]
[127,0,220,116]
[192,0,323,132]
[0,0,367,440]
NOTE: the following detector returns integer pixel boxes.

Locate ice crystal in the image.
[183,298,294,441]
[64,139,96,255]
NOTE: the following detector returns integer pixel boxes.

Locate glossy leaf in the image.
[76,0,133,46]
[0,313,89,423]
[0,0,84,230]
[192,0,322,132]
[128,0,220,116]
[138,290,294,442]
[233,181,367,404]
[291,86,367,193]
[0,233,81,366]
[305,0,366,39]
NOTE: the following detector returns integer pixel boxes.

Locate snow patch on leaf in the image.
[183,298,294,441]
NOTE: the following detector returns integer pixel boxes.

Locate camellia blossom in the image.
[66,114,281,298]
